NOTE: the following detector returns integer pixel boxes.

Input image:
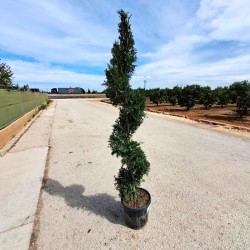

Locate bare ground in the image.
[146,102,250,131]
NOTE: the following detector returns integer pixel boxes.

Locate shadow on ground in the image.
[44,178,125,226]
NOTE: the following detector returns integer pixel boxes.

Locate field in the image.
[146,102,250,131]
[102,99,250,131]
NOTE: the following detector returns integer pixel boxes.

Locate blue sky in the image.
[1,0,250,91]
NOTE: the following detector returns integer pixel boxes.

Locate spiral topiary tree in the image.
[103,10,150,203]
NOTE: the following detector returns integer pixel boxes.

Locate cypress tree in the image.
[103,10,150,201]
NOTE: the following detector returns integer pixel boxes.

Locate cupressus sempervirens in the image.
[103,10,150,202]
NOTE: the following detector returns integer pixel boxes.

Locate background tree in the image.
[229,81,250,103]
[229,81,250,117]
[167,88,178,105]
[137,87,146,96]
[172,85,182,103]
[199,86,216,109]
[236,92,250,117]
[148,88,165,106]
[178,84,201,110]
[103,10,150,201]
[213,86,230,108]
[20,84,29,91]
[144,89,152,101]
[12,83,20,90]
[0,60,14,87]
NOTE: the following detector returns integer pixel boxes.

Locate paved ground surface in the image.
[34,99,250,250]
[0,102,55,250]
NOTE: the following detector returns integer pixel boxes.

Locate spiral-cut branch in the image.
[103,10,150,201]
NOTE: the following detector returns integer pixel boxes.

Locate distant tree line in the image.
[0,59,30,91]
[142,81,250,117]
[2,59,250,116]
[84,89,106,94]
[0,60,13,88]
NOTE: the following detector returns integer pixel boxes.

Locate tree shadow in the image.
[44,178,125,226]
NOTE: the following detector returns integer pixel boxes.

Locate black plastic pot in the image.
[122,188,151,230]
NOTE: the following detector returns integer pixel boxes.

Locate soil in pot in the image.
[122,188,150,208]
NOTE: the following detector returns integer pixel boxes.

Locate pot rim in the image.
[121,187,151,211]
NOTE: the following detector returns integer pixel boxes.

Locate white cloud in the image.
[136,53,250,88]
[116,0,201,57]
[196,0,228,22]
[0,0,199,63]
[7,60,104,90]
[0,0,114,65]
[196,0,250,41]
[143,35,209,61]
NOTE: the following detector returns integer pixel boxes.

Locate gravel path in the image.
[37,99,250,250]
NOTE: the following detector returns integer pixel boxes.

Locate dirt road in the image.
[36,99,250,249]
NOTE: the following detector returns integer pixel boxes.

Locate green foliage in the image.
[104,10,136,106]
[104,10,150,201]
[20,84,29,91]
[144,89,151,98]
[39,100,51,110]
[39,104,47,110]
[178,85,201,110]
[138,81,250,116]
[229,81,250,117]
[213,86,230,108]
[168,95,177,105]
[0,60,14,87]
[236,92,250,117]
[167,88,179,105]
[229,81,250,103]
[172,85,182,99]
[199,86,216,109]
[148,88,165,106]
